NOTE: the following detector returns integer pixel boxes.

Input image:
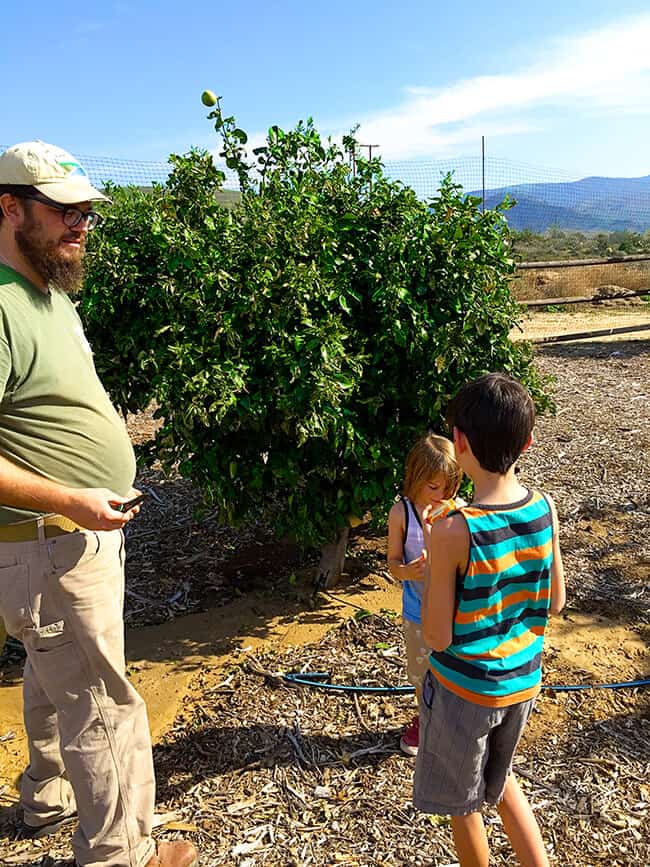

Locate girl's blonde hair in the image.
[403,434,462,500]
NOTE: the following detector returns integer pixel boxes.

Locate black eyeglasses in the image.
[20,193,103,231]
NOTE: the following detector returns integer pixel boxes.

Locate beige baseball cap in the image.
[0,140,109,204]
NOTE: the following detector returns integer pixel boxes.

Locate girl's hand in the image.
[404,549,427,580]
[423,502,446,525]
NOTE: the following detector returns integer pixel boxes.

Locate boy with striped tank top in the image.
[414,373,566,867]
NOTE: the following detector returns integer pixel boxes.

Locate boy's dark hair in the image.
[446,373,535,473]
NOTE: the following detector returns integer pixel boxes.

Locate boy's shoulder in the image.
[426,506,469,540]
[425,508,470,566]
[457,488,558,533]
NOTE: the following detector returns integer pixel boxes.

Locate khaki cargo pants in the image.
[0,525,156,867]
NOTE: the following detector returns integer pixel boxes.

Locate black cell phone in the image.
[113,493,148,513]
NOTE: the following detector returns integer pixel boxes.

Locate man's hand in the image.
[0,454,144,530]
[63,488,142,531]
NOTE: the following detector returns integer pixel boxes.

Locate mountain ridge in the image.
[470,174,650,232]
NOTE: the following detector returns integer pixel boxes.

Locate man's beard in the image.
[15,217,85,295]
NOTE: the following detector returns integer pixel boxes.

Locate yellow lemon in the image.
[201,90,217,107]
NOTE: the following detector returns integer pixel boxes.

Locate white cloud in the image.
[340,13,650,160]
[211,12,650,181]
[372,14,650,159]
[235,13,650,165]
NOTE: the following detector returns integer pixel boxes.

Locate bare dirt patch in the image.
[0,310,648,866]
[514,302,650,342]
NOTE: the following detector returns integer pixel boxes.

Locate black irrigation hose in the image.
[283,672,650,695]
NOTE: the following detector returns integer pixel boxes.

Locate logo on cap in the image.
[58,160,88,178]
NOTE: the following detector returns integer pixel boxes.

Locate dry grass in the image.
[512,261,650,301]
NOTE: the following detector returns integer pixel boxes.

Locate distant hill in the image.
[470,175,650,233]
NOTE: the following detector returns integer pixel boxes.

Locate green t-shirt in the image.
[0,264,136,524]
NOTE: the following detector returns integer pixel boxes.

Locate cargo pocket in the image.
[0,563,33,639]
[22,620,85,709]
[47,531,100,574]
[418,669,437,750]
[24,619,73,654]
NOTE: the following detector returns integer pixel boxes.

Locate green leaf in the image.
[338,295,351,314]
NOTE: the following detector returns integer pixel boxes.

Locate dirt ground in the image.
[515,304,650,342]
[516,305,649,340]
[0,305,648,866]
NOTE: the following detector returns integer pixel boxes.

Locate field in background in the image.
[512,261,650,301]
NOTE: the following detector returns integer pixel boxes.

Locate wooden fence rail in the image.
[516,253,650,270]
[514,251,650,343]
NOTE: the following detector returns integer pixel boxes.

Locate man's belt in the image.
[0,515,85,543]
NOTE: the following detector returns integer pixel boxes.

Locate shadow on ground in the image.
[536,336,649,360]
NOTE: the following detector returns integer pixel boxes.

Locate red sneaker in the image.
[399,714,419,756]
[145,841,199,867]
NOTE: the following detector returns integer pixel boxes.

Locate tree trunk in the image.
[316,527,350,590]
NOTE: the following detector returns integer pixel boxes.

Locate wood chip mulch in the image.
[148,609,649,867]
[8,612,647,866]
[520,338,649,626]
[0,329,648,867]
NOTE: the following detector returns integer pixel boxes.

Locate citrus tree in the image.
[82,96,551,585]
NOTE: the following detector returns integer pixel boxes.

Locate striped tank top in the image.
[429,489,554,708]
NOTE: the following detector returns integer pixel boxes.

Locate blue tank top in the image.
[402,497,425,624]
[401,496,461,624]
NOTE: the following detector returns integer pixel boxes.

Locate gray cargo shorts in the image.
[413,669,535,815]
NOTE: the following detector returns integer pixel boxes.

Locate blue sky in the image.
[4,1,650,182]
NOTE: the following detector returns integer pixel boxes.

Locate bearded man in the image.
[0,142,197,867]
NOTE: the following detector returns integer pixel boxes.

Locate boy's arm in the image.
[421,513,469,652]
[546,495,566,615]
[387,502,426,582]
